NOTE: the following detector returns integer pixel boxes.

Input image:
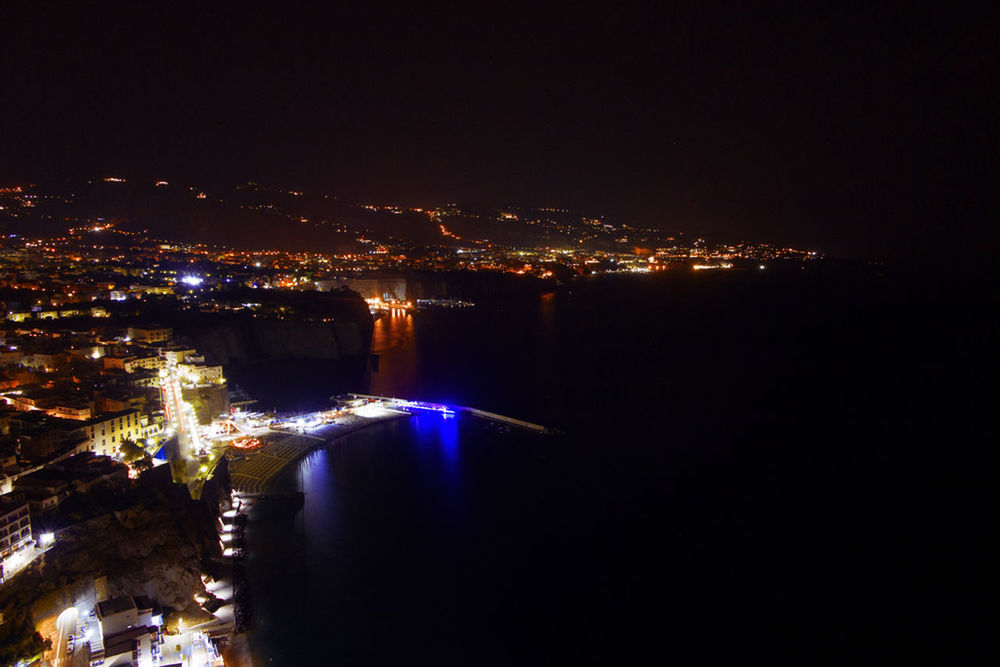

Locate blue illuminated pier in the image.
[346,394,557,434]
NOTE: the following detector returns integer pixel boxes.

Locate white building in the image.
[97,594,154,635]
[75,410,146,457]
[93,594,223,666]
[159,348,198,365]
[178,362,224,385]
[95,595,157,666]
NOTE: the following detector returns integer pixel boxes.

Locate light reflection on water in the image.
[242,275,904,663]
[369,310,419,398]
[247,413,543,664]
[365,294,562,422]
[371,309,416,354]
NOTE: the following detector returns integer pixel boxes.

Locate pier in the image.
[346,394,560,434]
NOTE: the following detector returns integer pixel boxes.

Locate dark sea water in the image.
[243,268,992,664]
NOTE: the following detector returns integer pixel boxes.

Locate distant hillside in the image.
[0,177,664,251]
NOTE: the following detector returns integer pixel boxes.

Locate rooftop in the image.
[97,595,137,618]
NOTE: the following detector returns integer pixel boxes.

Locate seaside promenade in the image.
[225,408,411,494]
[222,396,558,494]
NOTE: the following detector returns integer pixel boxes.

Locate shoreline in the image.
[226,401,553,664]
[224,409,412,664]
[226,409,413,495]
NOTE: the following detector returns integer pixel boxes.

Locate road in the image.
[53,606,78,667]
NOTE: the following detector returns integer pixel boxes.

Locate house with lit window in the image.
[76,409,145,457]
[177,361,224,385]
[159,347,198,365]
[127,326,172,343]
[122,355,165,373]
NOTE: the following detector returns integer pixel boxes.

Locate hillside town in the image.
[0,316,235,664]
[0,187,832,665]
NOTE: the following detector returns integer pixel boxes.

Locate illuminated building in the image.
[77,409,146,458]
[0,497,31,583]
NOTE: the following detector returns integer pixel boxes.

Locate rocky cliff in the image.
[192,319,368,365]
[167,288,374,366]
[0,466,229,664]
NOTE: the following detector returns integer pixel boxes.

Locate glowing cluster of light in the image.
[232,436,261,449]
[353,403,398,418]
[439,223,460,239]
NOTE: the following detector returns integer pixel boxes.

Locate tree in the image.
[118,436,146,463]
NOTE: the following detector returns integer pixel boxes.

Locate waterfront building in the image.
[97,594,155,635]
[94,594,158,666]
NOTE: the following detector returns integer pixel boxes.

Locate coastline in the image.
[222,408,412,665]
[226,402,552,664]
[225,409,413,495]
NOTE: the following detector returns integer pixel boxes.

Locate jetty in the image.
[346,394,561,434]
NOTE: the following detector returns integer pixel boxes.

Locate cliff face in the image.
[192,319,367,365]
[0,467,229,659]
[23,506,207,619]
[163,288,374,366]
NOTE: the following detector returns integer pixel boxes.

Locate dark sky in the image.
[1,2,995,258]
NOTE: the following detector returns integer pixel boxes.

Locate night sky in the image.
[1,2,994,259]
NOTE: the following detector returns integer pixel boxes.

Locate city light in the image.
[180,275,203,286]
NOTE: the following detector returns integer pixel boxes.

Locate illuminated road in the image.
[53,606,78,667]
[160,365,203,459]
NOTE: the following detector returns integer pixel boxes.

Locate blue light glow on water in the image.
[248,413,552,664]
[437,412,459,463]
[244,276,916,664]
